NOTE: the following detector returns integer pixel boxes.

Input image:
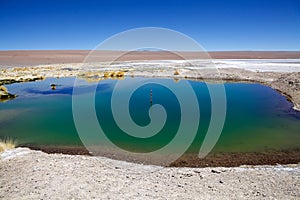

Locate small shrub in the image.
[110,71,116,77]
[116,71,125,77]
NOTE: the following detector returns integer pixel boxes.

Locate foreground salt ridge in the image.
[0,148,299,199]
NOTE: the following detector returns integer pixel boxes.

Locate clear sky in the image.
[0,0,299,51]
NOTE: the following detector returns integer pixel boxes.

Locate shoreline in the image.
[19,144,300,167]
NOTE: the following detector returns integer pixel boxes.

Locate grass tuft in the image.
[174,70,180,75]
[0,138,17,153]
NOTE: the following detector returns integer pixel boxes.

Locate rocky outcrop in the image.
[0,85,16,102]
[50,84,57,90]
[0,76,44,102]
[271,72,300,111]
[0,76,44,85]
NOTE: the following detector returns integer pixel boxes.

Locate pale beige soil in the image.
[0,148,299,200]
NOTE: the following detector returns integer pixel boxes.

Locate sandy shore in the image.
[22,144,300,168]
[0,148,299,199]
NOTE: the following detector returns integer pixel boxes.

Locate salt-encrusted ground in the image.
[0,148,299,200]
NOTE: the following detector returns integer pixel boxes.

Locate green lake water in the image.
[0,77,300,156]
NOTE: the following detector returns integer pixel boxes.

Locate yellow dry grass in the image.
[103,71,111,78]
[174,70,180,75]
[0,138,17,153]
[103,71,125,79]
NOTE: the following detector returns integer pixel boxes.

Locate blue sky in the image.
[0,0,299,51]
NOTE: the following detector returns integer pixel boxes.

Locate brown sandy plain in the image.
[0,50,299,66]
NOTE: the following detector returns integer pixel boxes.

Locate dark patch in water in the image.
[25,83,112,95]
[26,87,74,95]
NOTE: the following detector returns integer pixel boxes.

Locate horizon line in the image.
[1,50,300,52]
